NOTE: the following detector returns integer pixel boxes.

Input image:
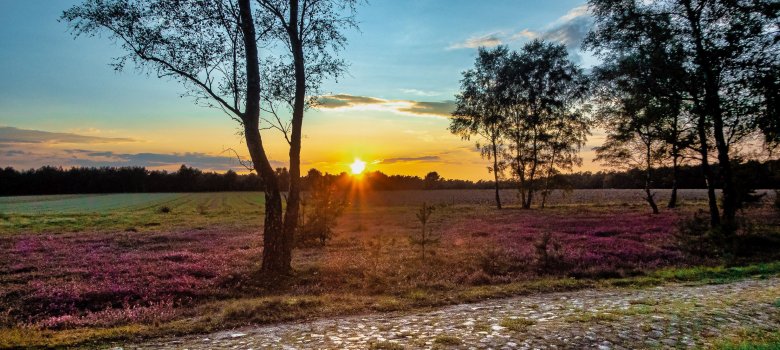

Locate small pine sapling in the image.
[410,202,440,261]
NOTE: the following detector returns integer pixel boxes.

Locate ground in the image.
[0,189,778,348]
[125,276,780,349]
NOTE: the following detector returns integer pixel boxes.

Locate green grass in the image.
[717,330,780,349]
[499,317,536,331]
[433,335,462,346]
[0,192,265,234]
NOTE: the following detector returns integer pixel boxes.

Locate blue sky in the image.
[0,0,596,180]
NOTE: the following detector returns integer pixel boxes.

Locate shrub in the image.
[674,210,723,258]
[475,246,516,276]
[157,206,171,214]
[534,232,566,273]
[296,172,347,247]
[409,202,440,261]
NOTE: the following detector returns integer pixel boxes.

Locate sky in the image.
[0,0,601,181]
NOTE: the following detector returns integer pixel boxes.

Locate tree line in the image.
[3,160,776,196]
[453,0,778,239]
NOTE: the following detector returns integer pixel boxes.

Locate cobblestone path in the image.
[122,277,780,349]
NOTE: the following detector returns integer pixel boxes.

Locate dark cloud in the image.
[397,101,456,117]
[536,15,592,50]
[63,149,286,170]
[0,126,136,144]
[4,147,285,171]
[317,94,385,108]
[381,156,440,164]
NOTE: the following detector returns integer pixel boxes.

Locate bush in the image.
[534,232,566,273]
[157,206,171,214]
[675,210,724,258]
[296,172,346,247]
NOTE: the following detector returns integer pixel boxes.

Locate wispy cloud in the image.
[447,32,505,49]
[448,5,592,51]
[379,155,441,164]
[0,126,137,144]
[317,94,456,118]
[399,88,443,97]
[1,144,285,172]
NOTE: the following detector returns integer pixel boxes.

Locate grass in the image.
[716,329,780,349]
[499,317,536,331]
[0,192,265,234]
[0,190,778,348]
[433,334,462,346]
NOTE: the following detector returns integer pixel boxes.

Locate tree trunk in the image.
[238,0,290,275]
[697,113,720,226]
[668,147,679,209]
[644,138,659,214]
[278,0,306,274]
[492,138,502,209]
[683,0,735,229]
[523,130,538,209]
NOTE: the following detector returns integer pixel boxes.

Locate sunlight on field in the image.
[0,192,266,233]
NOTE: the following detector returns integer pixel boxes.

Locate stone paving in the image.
[121,277,780,349]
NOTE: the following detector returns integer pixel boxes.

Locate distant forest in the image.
[1,160,778,196]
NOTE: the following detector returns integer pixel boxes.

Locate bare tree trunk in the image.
[492,137,502,209]
[683,0,734,230]
[238,0,289,275]
[697,113,720,226]
[667,119,680,209]
[523,129,538,209]
[668,156,679,209]
[644,137,660,214]
[277,0,306,274]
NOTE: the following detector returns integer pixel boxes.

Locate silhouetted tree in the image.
[423,171,441,190]
[62,0,358,275]
[451,46,509,209]
[499,41,590,209]
[586,0,780,230]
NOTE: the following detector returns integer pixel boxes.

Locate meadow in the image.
[0,189,778,348]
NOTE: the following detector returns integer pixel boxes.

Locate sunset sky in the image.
[0,0,602,180]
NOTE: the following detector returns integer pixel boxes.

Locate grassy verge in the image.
[3,261,780,349]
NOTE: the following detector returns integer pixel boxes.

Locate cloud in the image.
[0,126,136,144]
[399,88,443,97]
[449,5,592,51]
[317,94,455,118]
[3,146,285,172]
[379,156,441,164]
[61,149,286,170]
[316,94,385,108]
[447,32,505,49]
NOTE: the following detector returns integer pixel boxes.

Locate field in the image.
[0,189,778,348]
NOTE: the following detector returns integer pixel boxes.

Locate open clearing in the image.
[0,189,778,348]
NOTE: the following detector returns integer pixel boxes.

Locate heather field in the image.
[1,190,779,348]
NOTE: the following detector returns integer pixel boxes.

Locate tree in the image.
[451,46,510,209]
[62,0,358,275]
[500,41,590,209]
[586,0,779,229]
[423,171,441,190]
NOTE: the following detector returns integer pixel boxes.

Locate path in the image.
[121,277,780,349]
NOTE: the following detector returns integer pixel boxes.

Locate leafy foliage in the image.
[296,169,347,247]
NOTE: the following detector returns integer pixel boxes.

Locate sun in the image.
[350,158,366,175]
